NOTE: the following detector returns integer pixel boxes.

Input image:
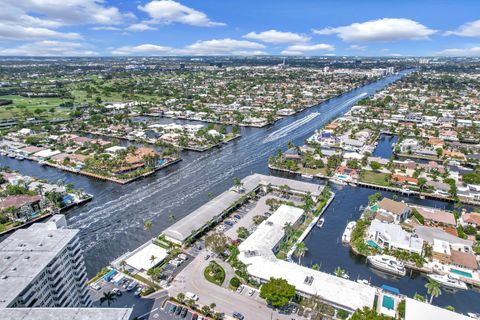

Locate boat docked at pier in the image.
[317,218,325,228]
[428,274,468,290]
[367,255,406,276]
[342,221,356,243]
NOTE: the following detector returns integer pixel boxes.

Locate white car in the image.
[90,282,101,290]
[186,291,199,301]
[247,289,254,296]
[236,286,243,293]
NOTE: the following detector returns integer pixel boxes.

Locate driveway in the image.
[169,251,295,320]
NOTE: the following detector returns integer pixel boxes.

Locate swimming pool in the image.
[450,268,473,278]
[382,295,395,310]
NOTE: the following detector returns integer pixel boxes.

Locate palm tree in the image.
[120,260,126,272]
[144,220,153,233]
[425,279,442,303]
[149,254,157,266]
[296,242,308,264]
[99,291,117,307]
[334,266,346,278]
[36,184,45,196]
[283,222,294,241]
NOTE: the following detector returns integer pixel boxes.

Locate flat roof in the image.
[0,308,132,320]
[125,242,168,272]
[163,174,323,243]
[0,219,78,307]
[238,205,375,312]
[405,298,472,320]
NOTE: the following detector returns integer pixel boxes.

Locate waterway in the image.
[373,134,398,158]
[6,70,479,313]
[297,183,480,314]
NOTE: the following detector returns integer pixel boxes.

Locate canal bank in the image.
[0,70,411,278]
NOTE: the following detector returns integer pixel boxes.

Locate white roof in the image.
[405,298,472,320]
[369,220,423,254]
[105,146,126,153]
[124,243,168,272]
[238,206,375,312]
[33,149,61,158]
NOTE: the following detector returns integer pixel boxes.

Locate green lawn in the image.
[360,171,390,186]
[0,95,70,120]
[203,261,225,286]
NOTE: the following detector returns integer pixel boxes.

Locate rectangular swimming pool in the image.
[450,268,472,278]
[382,295,395,310]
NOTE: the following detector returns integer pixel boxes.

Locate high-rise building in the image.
[0,215,92,308]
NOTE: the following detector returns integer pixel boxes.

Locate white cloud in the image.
[111,38,265,56]
[436,47,480,56]
[348,44,367,51]
[138,0,224,27]
[0,41,98,56]
[313,18,436,42]
[183,39,264,55]
[445,20,480,37]
[91,26,123,31]
[111,44,174,55]
[125,23,158,32]
[243,30,309,44]
[0,22,81,40]
[281,43,334,55]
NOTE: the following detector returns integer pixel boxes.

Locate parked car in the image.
[204,254,210,260]
[247,289,254,296]
[192,314,198,320]
[233,311,244,320]
[122,280,130,289]
[236,286,243,293]
[224,220,234,226]
[126,281,137,291]
[175,306,183,316]
[112,288,122,296]
[234,214,241,219]
[169,304,177,314]
[134,287,142,296]
[90,282,101,290]
[180,307,188,318]
[186,292,199,301]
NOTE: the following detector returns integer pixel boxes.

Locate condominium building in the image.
[0,215,92,308]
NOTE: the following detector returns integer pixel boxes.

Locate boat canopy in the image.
[381,284,400,295]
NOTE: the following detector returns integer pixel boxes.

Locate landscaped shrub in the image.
[229,277,240,288]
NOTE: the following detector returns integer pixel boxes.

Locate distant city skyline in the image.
[0,0,480,57]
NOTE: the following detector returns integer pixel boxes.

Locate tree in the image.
[177,292,185,302]
[425,279,442,303]
[295,242,308,264]
[283,222,294,241]
[144,220,153,233]
[259,277,296,308]
[350,307,389,320]
[99,291,117,307]
[303,192,314,213]
[205,232,229,255]
[149,255,157,266]
[370,161,382,171]
[368,192,382,205]
[334,266,347,278]
[413,292,426,302]
[236,227,250,239]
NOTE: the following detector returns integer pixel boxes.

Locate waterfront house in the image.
[411,206,457,228]
[460,212,480,230]
[368,220,423,254]
[377,198,411,223]
[334,166,359,183]
[391,174,418,186]
[0,195,42,220]
[432,239,451,264]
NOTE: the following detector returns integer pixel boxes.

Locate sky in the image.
[1,0,480,57]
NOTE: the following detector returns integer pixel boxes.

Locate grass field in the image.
[360,171,390,186]
[0,95,70,120]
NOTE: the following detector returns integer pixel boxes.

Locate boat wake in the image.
[263,112,320,143]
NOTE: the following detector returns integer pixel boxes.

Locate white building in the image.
[368,220,424,254]
[0,215,92,308]
[238,205,376,312]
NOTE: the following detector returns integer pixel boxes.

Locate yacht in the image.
[428,274,468,290]
[356,278,370,285]
[367,255,406,276]
[317,218,325,228]
[342,221,356,243]
[15,155,24,160]
[301,174,313,179]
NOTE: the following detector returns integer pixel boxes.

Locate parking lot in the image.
[89,277,166,320]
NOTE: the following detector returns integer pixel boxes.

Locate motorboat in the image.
[356,278,370,285]
[15,155,24,160]
[367,255,406,277]
[301,174,313,179]
[317,218,325,228]
[428,274,468,290]
[342,221,356,243]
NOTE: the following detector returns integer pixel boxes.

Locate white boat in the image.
[301,174,313,179]
[342,221,356,243]
[356,279,370,285]
[367,255,406,277]
[467,313,480,319]
[15,155,24,160]
[317,218,325,228]
[428,274,468,290]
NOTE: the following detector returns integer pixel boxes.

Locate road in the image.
[169,250,298,320]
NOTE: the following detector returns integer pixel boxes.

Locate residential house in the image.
[377,198,411,223]
[411,206,457,228]
[0,195,42,220]
[368,220,423,254]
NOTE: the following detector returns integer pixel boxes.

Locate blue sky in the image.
[1,0,480,56]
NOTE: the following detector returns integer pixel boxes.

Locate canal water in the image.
[373,134,398,158]
[5,70,480,313]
